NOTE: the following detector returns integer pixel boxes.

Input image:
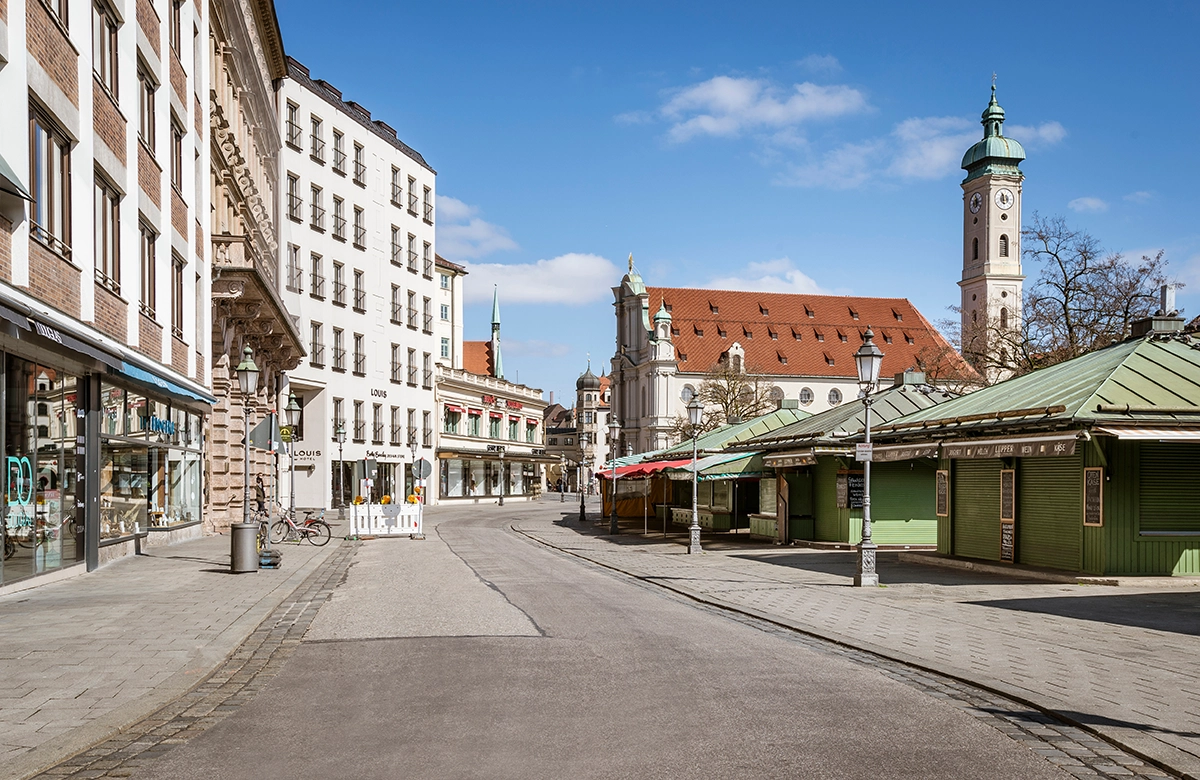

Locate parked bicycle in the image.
[268,508,331,546]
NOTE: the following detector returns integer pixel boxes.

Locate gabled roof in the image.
[746,382,957,449]
[645,286,974,382]
[653,407,811,459]
[874,336,1200,440]
[435,254,467,274]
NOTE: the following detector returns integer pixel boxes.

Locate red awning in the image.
[509,414,521,421]
[489,411,503,419]
[526,419,538,426]
[600,459,694,480]
[445,404,466,414]
[468,408,482,416]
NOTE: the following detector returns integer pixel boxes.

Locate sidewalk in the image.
[518,507,1200,780]
[0,534,337,780]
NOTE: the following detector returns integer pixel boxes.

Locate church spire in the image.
[490,285,504,380]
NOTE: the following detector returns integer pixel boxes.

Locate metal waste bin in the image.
[230,522,259,573]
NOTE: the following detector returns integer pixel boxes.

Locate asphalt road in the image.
[130,506,1070,780]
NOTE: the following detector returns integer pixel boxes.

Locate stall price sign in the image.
[846,473,865,510]
[1084,467,1104,527]
[935,470,949,517]
[1000,520,1015,563]
[1000,469,1015,522]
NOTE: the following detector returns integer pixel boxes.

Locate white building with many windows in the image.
[276,57,439,511]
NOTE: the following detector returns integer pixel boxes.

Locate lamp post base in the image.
[688,524,702,554]
[609,514,618,535]
[854,542,879,587]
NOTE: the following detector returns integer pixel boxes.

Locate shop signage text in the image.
[32,321,64,345]
[145,415,176,436]
[294,449,321,461]
[486,444,506,452]
[481,394,522,410]
[371,389,388,398]
[6,456,32,505]
[365,450,404,461]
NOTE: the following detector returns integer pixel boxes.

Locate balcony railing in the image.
[332,215,346,241]
[310,204,325,231]
[408,426,418,446]
[310,274,325,299]
[287,193,303,222]
[422,427,432,447]
[353,160,367,186]
[309,342,325,368]
[407,307,418,328]
[390,425,403,446]
[391,245,403,266]
[423,201,433,222]
[353,288,366,312]
[286,263,303,292]
[285,121,302,149]
[390,302,402,323]
[422,369,433,389]
[422,313,433,333]
[353,420,366,442]
[407,250,418,273]
[407,366,417,386]
[423,257,433,278]
[353,352,366,376]
[310,136,325,162]
[333,147,346,174]
[391,362,403,382]
[332,281,346,306]
[391,184,403,207]
[332,347,346,371]
[353,224,367,248]
[408,192,418,214]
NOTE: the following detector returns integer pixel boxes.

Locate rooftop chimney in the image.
[893,370,926,387]
[1131,285,1184,338]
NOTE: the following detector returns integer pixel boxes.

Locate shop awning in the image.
[489,411,503,419]
[764,450,816,468]
[1094,427,1200,441]
[509,414,521,420]
[942,432,1079,459]
[665,452,764,481]
[26,315,123,371]
[445,404,466,413]
[872,443,939,462]
[468,408,482,416]
[526,418,538,425]
[117,361,217,405]
[0,301,30,331]
[603,458,693,480]
[0,151,32,200]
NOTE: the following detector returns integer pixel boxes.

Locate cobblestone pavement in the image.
[516,502,1200,779]
[0,535,337,780]
[23,542,357,780]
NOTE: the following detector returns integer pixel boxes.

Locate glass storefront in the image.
[438,458,542,499]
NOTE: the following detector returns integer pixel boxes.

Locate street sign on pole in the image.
[414,458,432,479]
[280,425,293,443]
[855,443,873,462]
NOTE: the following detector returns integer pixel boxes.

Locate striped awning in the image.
[445,404,466,414]
[1094,427,1200,441]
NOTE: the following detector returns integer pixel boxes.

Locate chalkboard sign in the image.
[847,473,865,510]
[1000,520,1015,563]
[1084,467,1104,527]
[836,474,848,508]
[1000,469,1015,522]
[935,470,949,517]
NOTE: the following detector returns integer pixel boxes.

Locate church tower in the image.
[960,84,1026,380]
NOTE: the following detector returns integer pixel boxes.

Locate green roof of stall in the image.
[743,382,957,449]
[653,407,811,458]
[873,335,1200,440]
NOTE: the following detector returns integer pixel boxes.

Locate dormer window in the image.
[709,302,719,314]
[671,327,680,336]
[824,353,835,366]
[693,325,704,337]
[664,303,672,312]
[904,332,915,344]
[792,328,802,341]
[893,309,903,322]
[883,333,893,344]
[804,306,815,318]
[768,329,777,340]
[743,327,752,339]
[849,307,858,320]
[679,353,688,362]
[718,328,727,338]
[777,352,787,365]
[815,330,824,342]
[759,305,769,316]
[837,330,848,343]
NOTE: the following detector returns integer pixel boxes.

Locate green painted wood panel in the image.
[813,457,848,542]
[872,518,939,545]
[937,456,952,554]
[1082,439,1108,575]
[1139,443,1200,533]
[1017,455,1082,571]
[869,459,938,545]
[952,459,1003,561]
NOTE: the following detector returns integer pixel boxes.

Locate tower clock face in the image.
[994,188,1015,210]
[969,192,983,214]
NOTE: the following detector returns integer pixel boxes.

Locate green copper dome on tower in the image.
[961,84,1026,183]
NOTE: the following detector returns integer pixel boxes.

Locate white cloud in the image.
[1068,197,1109,213]
[776,140,878,189]
[464,253,620,304]
[704,258,830,295]
[1125,190,1154,203]
[796,54,842,74]
[1007,121,1067,146]
[435,195,519,260]
[887,116,978,179]
[658,76,869,143]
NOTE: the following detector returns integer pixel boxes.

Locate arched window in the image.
[972,309,978,323]
[999,234,1009,257]
[1000,307,1009,329]
[972,237,979,260]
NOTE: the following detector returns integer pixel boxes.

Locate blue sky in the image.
[277,1,1200,404]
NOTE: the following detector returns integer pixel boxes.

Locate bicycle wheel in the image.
[305,521,332,546]
[268,520,291,544]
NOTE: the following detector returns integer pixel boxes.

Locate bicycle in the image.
[251,508,272,552]
[268,508,331,546]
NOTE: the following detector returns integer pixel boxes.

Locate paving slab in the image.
[0,535,336,780]
[517,501,1200,780]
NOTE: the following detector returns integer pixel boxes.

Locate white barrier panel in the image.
[349,503,422,537]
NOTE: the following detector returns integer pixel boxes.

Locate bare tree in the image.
[668,359,779,441]
[939,214,1180,385]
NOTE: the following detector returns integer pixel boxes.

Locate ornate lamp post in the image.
[687,396,703,554]
[853,327,885,587]
[578,458,588,523]
[560,455,566,503]
[235,346,259,526]
[335,422,346,521]
[608,420,620,534]
[498,448,505,506]
[284,391,301,524]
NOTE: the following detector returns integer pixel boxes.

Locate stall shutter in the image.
[1140,443,1200,533]
[952,459,1002,560]
[1018,455,1082,570]
[872,460,935,521]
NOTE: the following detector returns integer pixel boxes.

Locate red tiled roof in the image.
[598,375,611,408]
[646,286,973,381]
[463,341,493,376]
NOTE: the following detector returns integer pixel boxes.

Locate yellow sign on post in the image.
[280,425,293,443]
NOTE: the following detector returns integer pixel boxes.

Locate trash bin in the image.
[230,522,259,573]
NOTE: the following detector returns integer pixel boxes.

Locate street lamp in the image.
[498,448,505,506]
[687,396,703,554]
[578,458,588,523]
[235,346,259,526]
[608,420,620,534]
[335,422,346,521]
[284,391,301,526]
[853,327,885,588]
[560,455,566,503]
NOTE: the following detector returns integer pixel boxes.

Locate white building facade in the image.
[276,57,439,511]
